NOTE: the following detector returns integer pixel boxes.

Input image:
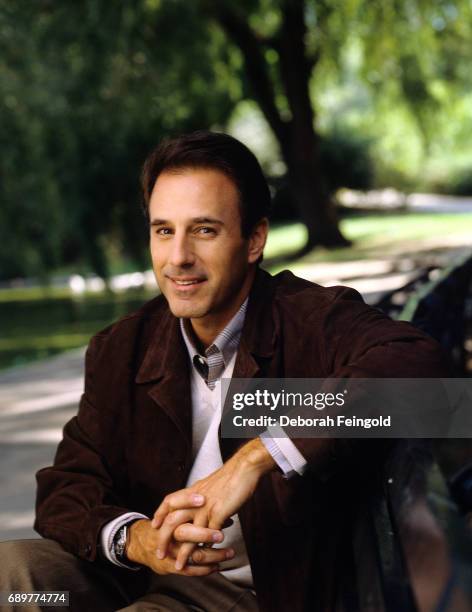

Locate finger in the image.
[205,502,226,532]
[175,541,196,571]
[156,509,196,560]
[152,491,205,529]
[160,557,218,577]
[173,523,224,545]
[180,564,219,577]
[208,514,225,531]
[175,511,208,570]
[190,547,234,566]
[166,540,180,560]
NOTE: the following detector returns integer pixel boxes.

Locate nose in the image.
[169,232,195,268]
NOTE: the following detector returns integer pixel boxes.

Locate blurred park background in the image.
[1,1,472,539]
[1,0,472,370]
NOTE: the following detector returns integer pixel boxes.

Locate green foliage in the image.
[0,0,236,281]
[319,130,373,192]
[448,170,472,197]
[312,0,472,187]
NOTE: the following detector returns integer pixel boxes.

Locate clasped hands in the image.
[126,438,275,576]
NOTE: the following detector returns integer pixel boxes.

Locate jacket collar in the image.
[232,267,277,379]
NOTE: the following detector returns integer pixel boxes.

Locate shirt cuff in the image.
[100,512,148,570]
[260,426,307,479]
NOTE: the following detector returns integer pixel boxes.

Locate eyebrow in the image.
[150,216,225,226]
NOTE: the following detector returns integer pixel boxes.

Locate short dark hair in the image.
[141,130,271,238]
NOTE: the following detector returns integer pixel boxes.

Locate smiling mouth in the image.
[168,276,207,288]
[173,279,201,286]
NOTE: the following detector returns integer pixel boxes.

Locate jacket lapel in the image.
[135,308,192,447]
[220,268,279,459]
[233,267,278,378]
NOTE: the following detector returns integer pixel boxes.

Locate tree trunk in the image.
[276,111,350,250]
[213,0,350,251]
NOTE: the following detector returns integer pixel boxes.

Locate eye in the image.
[155,227,172,236]
[195,226,216,235]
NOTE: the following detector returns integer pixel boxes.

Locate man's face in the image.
[149,167,265,327]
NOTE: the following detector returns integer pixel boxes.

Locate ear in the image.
[248,218,269,264]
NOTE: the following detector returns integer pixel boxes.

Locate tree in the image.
[210,0,351,250]
[200,0,472,250]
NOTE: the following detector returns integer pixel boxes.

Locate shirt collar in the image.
[179,297,248,368]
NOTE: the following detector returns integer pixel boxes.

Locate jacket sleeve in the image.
[34,334,133,562]
[292,286,450,470]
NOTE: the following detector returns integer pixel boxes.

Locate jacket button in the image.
[177,462,185,471]
[85,543,92,556]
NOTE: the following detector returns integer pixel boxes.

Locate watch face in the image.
[114,525,127,560]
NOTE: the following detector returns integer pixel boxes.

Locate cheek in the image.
[215,248,247,283]
[150,244,164,266]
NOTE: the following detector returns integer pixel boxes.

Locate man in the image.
[0,131,447,611]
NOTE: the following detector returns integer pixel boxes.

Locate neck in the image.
[190,268,255,348]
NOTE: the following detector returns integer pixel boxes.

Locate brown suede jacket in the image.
[35,269,448,611]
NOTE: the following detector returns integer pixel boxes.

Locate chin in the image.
[167,299,208,320]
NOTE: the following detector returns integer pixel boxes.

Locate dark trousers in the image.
[0,539,259,612]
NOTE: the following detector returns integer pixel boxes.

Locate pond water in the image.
[0,289,158,370]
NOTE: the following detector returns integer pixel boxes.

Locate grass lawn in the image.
[1,211,470,371]
[265,212,472,267]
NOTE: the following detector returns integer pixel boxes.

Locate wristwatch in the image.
[113,520,140,566]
